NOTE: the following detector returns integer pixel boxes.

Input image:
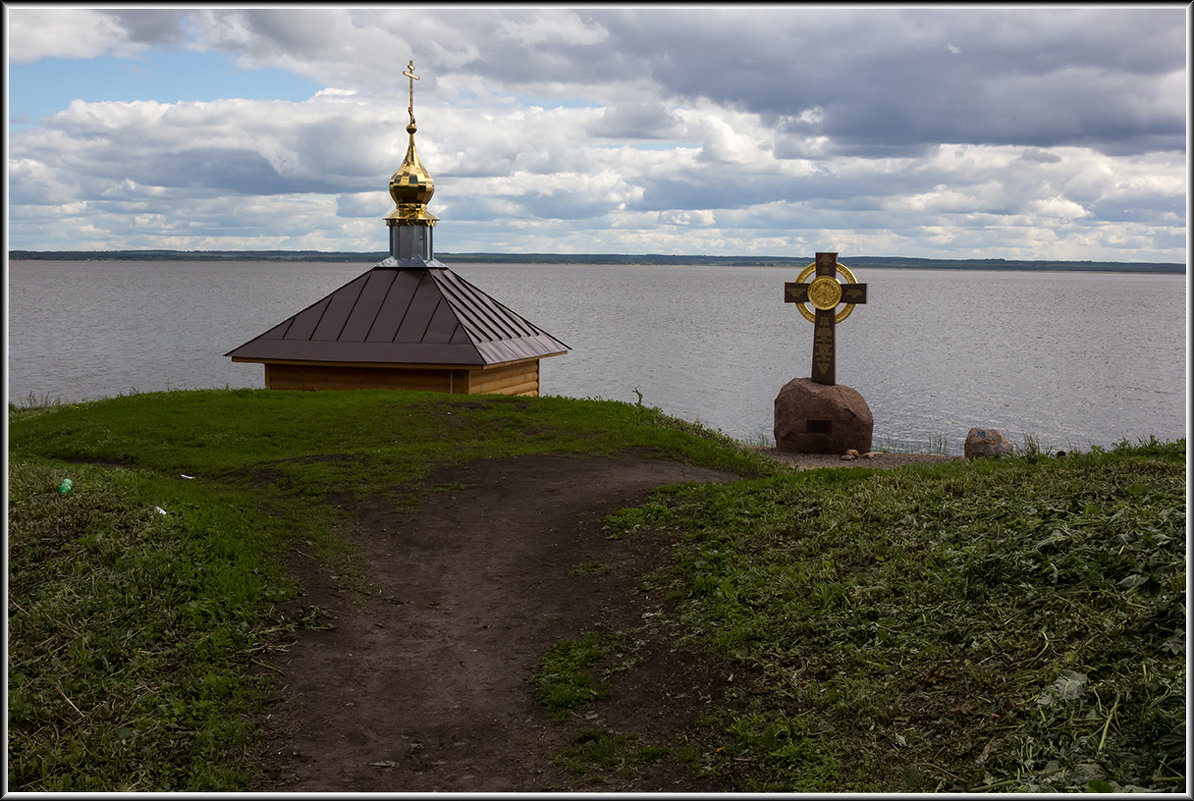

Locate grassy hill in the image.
[7,389,1186,791]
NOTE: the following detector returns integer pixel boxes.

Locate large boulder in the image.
[964,427,1013,460]
[774,378,873,454]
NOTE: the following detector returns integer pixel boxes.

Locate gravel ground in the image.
[750,447,963,471]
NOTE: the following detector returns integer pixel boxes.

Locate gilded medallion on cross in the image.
[784,252,868,386]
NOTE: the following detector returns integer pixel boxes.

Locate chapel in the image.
[226,62,568,396]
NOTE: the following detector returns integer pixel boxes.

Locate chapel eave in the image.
[223,265,569,368]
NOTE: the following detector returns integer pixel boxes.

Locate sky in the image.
[4,4,1189,262]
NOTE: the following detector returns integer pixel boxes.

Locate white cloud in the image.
[4,7,1187,262]
[687,109,774,167]
[7,157,77,205]
[896,185,988,214]
[6,9,146,63]
[1030,197,1092,220]
[659,210,715,226]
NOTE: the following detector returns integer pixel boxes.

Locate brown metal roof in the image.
[225,266,568,367]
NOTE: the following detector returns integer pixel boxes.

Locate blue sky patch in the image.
[9,48,321,125]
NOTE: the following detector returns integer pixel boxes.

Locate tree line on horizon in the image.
[7,249,1184,273]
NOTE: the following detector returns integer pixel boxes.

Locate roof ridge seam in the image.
[443,296,493,342]
[388,271,423,344]
[430,274,485,361]
[431,270,490,341]
[306,293,334,341]
[334,272,370,342]
[462,272,541,338]
[418,295,442,346]
[436,269,524,342]
[362,269,397,343]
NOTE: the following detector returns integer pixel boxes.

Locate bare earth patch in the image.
[252,449,739,792]
[251,446,965,791]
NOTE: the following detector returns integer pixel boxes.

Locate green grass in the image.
[600,436,1185,792]
[7,387,773,791]
[7,456,296,790]
[556,728,672,777]
[8,389,1185,792]
[532,632,618,722]
[7,388,772,490]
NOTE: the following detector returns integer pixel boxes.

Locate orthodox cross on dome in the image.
[384,59,437,263]
[403,60,420,127]
[784,252,868,386]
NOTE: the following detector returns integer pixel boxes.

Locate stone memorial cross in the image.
[784,252,867,386]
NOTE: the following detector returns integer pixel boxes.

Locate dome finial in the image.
[386,59,437,226]
[402,59,419,132]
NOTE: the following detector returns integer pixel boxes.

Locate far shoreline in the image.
[6,250,1186,274]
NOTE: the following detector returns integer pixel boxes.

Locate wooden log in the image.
[264,363,454,392]
[260,361,547,396]
[472,371,535,392]
[468,362,539,394]
[490,379,540,396]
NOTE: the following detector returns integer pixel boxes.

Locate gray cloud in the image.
[588,100,682,140]
[335,192,387,219]
[5,6,1186,261]
[108,9,189,46]
[63,6,1185,157]
[593,8,1185,156]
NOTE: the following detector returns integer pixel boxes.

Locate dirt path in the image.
[253,449,737,792]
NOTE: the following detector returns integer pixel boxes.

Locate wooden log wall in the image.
[465,360,541,397]
[261,360,541,396]
[265,363,454,392]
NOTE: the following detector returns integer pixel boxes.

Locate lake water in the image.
[6,259,1187,456]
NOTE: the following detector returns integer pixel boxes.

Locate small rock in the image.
[841,449,859,460]
[862,451,878,459]
[964,427,1013,461]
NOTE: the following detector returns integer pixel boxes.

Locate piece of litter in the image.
[180,474,194,479]
[155,506,168,515]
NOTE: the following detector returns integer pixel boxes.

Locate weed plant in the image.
[635,437,1186,791]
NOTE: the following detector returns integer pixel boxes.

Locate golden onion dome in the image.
[389,120,435,208]
[386,60,437,225]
